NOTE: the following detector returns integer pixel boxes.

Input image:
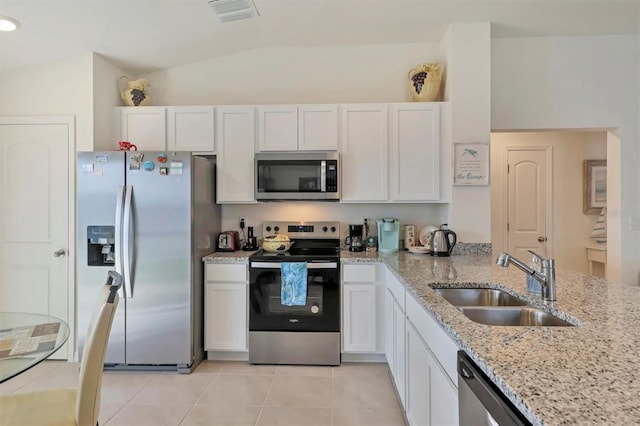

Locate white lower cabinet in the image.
[342,263,385,353]
[406,319,459,426]
[343,284,377,352]
[406,320,430,426]
[383,266,459,426]
[393,294,407,406]
[405,292,459,426]
[204,263,248,351]
[428,350,459,426]
[385,283,406,407]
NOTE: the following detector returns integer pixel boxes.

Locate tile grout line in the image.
[254,366,277,426]
[178,369,220,425]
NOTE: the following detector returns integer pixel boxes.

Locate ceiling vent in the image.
[208,0,259,22]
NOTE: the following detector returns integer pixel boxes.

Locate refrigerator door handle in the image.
[122,185,134,298]
[115,185,125,288]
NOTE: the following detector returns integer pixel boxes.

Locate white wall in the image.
[492,34,639,284]
[440,23,492,243]
[92,54,129,150]
[491,131,607,275]
[144,43,443,105]
[0,54,95,151]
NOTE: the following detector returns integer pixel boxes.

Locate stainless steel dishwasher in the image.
[458,351,532,426]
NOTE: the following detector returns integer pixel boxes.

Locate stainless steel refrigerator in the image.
[76,151,220,372]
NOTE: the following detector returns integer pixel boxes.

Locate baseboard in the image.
[341,352,387,363]
[206,351,249,361]
[206,351,387,363]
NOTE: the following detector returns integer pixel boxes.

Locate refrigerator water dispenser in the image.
[87,225,115,266]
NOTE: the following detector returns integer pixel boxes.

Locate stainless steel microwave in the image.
[255,152,339,201]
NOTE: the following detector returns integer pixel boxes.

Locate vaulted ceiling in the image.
[0,0,638,75]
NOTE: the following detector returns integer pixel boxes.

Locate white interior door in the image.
[506,148,552,261]
[0,117,74,360]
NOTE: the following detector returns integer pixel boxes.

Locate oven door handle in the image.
[250,261,338,269]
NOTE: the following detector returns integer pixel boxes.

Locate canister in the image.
[404,224,416,248]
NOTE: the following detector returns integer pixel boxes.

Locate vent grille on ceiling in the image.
[208,0,259,22]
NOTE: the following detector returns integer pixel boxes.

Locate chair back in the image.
[76,271,121,426]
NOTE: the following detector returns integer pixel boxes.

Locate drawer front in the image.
[205,263,247,282]
[343,264,377,282]
[588,249,606,263]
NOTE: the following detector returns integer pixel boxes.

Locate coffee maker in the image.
[346,224,364,252]
[376,218,400,253]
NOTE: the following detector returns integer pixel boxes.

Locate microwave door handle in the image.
[320,160,326,192]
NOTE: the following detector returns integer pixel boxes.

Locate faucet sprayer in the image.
[496,251,556,301]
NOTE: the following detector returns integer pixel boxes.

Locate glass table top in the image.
[0,312,70,383]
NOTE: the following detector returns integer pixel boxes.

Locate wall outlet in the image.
[239,217,246,229]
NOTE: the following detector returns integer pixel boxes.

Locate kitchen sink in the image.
[457,306,576,327]
[432,287,577,327]
[433,288,528,307]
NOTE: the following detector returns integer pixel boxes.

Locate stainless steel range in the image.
[249,221,341,366]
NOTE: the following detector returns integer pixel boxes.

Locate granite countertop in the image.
[343,251,640,425]
[202,250,255,262]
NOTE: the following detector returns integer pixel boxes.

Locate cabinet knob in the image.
[537,236,547,242]
[53,249,66,257]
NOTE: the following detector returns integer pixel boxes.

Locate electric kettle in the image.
[430,224,457,257]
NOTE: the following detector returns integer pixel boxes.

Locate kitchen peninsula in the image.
[204,250,640,425]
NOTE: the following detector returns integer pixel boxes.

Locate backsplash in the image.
[451,243,492,256]
[221,203,450,241]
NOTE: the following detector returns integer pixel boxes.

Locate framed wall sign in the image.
[453,142,489,186]
[584,159,607,214]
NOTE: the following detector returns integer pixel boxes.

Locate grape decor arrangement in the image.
[119,76,151,107]
[407,63,444,102]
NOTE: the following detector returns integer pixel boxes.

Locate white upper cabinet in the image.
[216,106,256,203]
[118,106,215,152]
[257,105,338,152]
[118,107,166,151]
[166,106,215,152]
[298,105,339,151]
[389,103,440,201]
[257,105,298,151]
[340,104,389,202]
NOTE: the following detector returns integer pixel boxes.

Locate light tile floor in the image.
[0,360,406,426]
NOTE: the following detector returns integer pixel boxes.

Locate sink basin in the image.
[433,288,528,307]
[457,307,576,327]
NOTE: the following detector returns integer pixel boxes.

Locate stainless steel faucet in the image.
[496,251,556,301]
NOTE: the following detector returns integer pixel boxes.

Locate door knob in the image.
[537,236,547,242]
[53,249,66,257]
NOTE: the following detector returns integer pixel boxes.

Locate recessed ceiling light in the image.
[0,16,20,32]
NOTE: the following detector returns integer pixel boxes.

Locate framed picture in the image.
[584,160,607,214]
[453,142,489,186]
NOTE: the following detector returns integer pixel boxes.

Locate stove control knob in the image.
[330,226,336,233]
[322,226,328,232]
[265,226,272,232]
[274,226,280,232]
[311,304,320,314]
